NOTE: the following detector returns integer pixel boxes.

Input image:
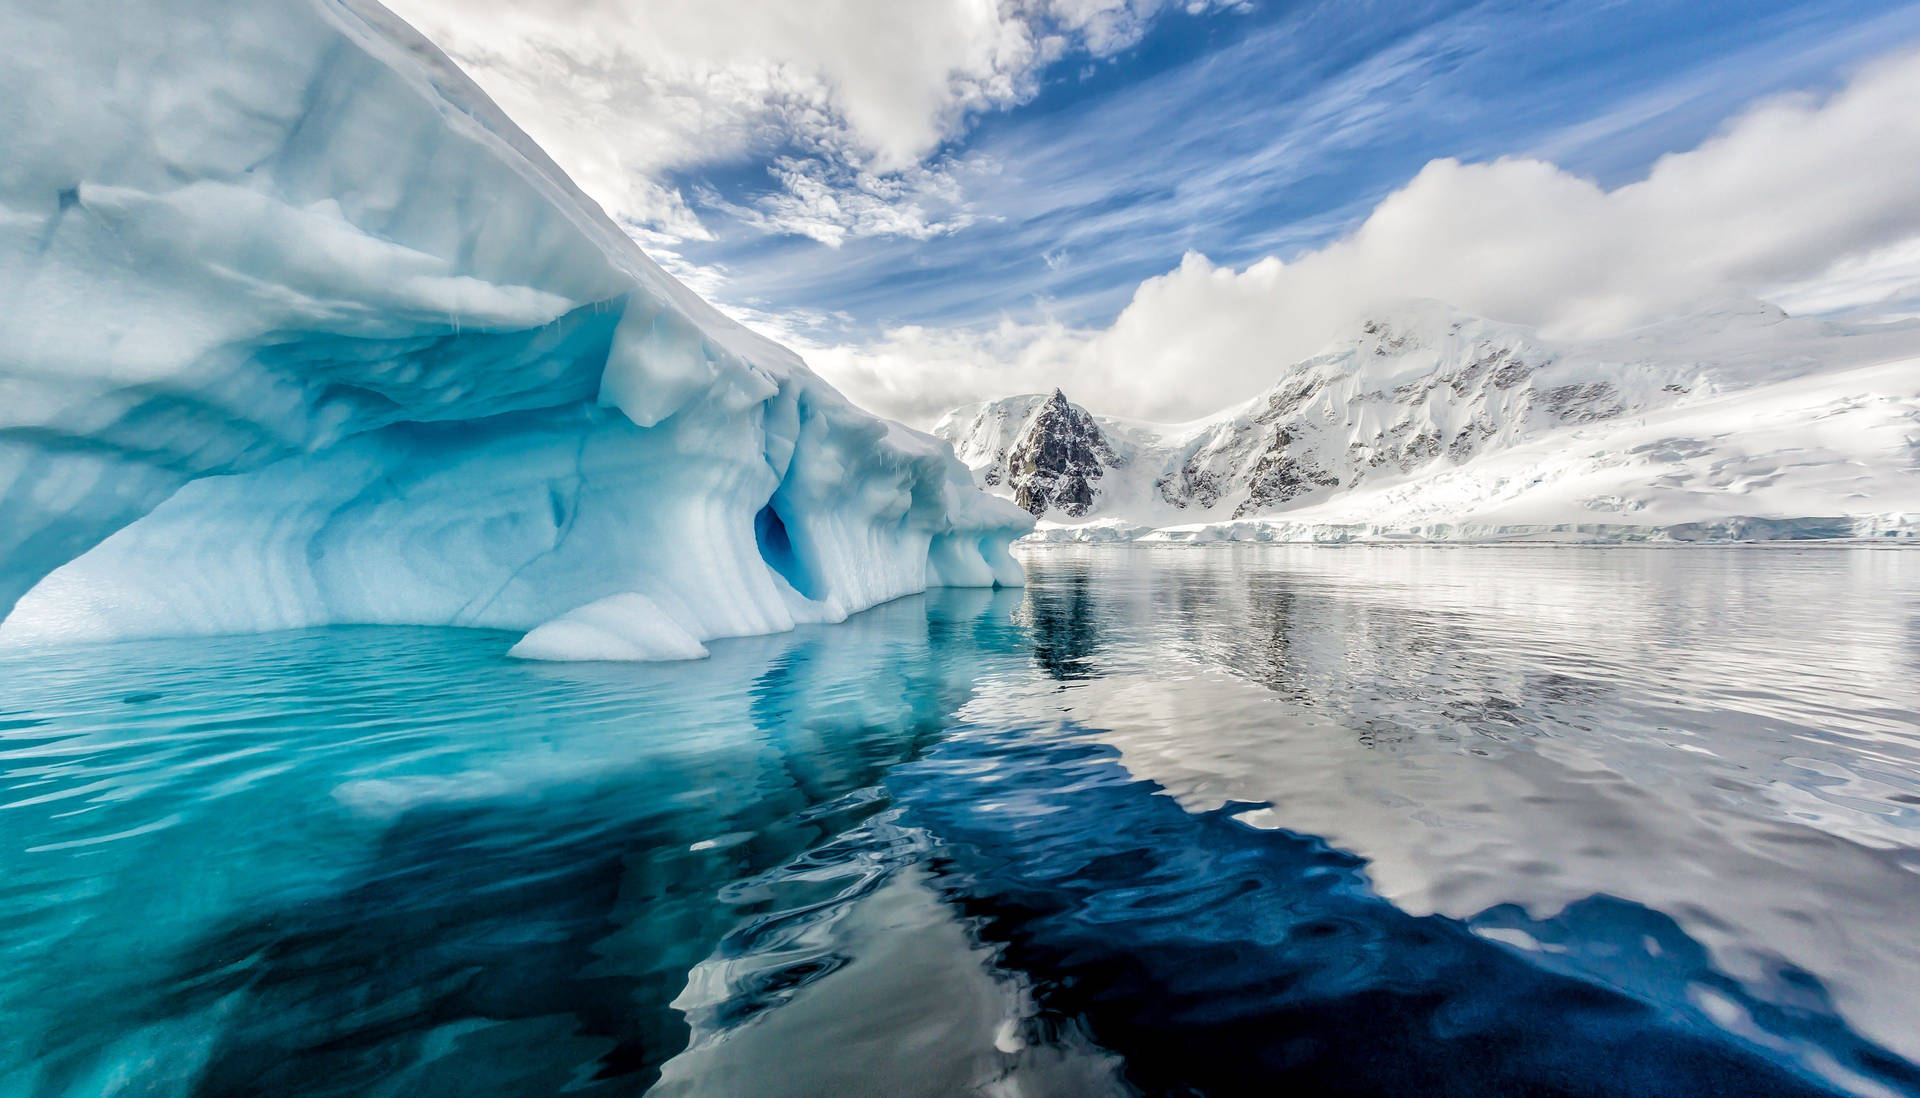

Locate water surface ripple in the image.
[2,546,1918,1096]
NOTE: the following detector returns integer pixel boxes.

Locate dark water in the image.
[4,546,1920,1097]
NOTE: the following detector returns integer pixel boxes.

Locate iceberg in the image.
[0,0,1029,658]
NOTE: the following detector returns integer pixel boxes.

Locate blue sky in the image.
[394,0,1920,421]
[662,0,1920,337]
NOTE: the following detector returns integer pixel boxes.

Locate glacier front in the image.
[0,0,1029,658]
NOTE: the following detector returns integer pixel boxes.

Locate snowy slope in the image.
[945,390,1124,516]
[0,0,1028,659]
[934,301,1920,542]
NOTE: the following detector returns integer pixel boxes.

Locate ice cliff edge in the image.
[0,0,1030,659]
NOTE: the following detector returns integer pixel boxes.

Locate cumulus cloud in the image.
[384,0,1231,245]
[805,48,1920,425]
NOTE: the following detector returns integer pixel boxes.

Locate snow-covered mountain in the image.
[934,300,1920,542]
[950,389,1124,517]
[0,0,1029,660]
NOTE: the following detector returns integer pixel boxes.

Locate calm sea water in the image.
[3,546,1920,1097]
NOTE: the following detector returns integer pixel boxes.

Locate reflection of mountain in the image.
[1017,563,1105,680]
[891,722,1918,1097]
[12,554,1920,1095]
[998,545,1920,1074]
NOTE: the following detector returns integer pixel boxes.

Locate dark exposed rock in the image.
[1234,428,1340,517]
[1157,465,1224,510]
[1007,389,1117,517]
[1393,376,1437,400]
[936,309,1702,527]
[1252,374,1328,426]
[1449,418,1498,462]
[1540,381,1623,423]
[1491,355,1534,390]
[1402,429,1442,466]
[1362,319,1416,355]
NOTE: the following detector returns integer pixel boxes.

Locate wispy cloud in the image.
[384,0,1237,246]
[383,0,1920,430]
[680,0,1920,340]
[805,48,1920,425]
[697,155,984,247]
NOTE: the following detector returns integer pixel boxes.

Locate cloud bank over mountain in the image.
[806,48,1920,424]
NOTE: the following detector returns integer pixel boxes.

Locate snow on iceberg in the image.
[0,0,1029,658]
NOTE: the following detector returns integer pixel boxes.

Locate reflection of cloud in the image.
[974,544,1920,1068]
[897,687,1919,1096]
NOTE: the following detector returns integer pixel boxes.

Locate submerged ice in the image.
[0,0,1028,658]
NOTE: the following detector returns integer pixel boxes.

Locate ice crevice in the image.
[0,0,1030,660]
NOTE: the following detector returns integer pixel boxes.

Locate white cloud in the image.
[1767,234,1920,319]
[702,154,984,247]
[806,48,1920,425]
[800,318,1093,427]
[383,0,1230,244]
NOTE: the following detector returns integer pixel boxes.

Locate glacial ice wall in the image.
[0,0,1029,658]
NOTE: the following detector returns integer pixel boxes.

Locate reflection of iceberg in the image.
[0,0,1028,660]
[656,857,1129,1098]
[2,590,1033,1093]
[8,578,1919,1094]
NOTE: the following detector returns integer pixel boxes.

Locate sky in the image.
[384,0,1920,425]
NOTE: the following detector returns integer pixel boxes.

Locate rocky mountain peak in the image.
[932,300,1918,540]
[1007,390,1119,517]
